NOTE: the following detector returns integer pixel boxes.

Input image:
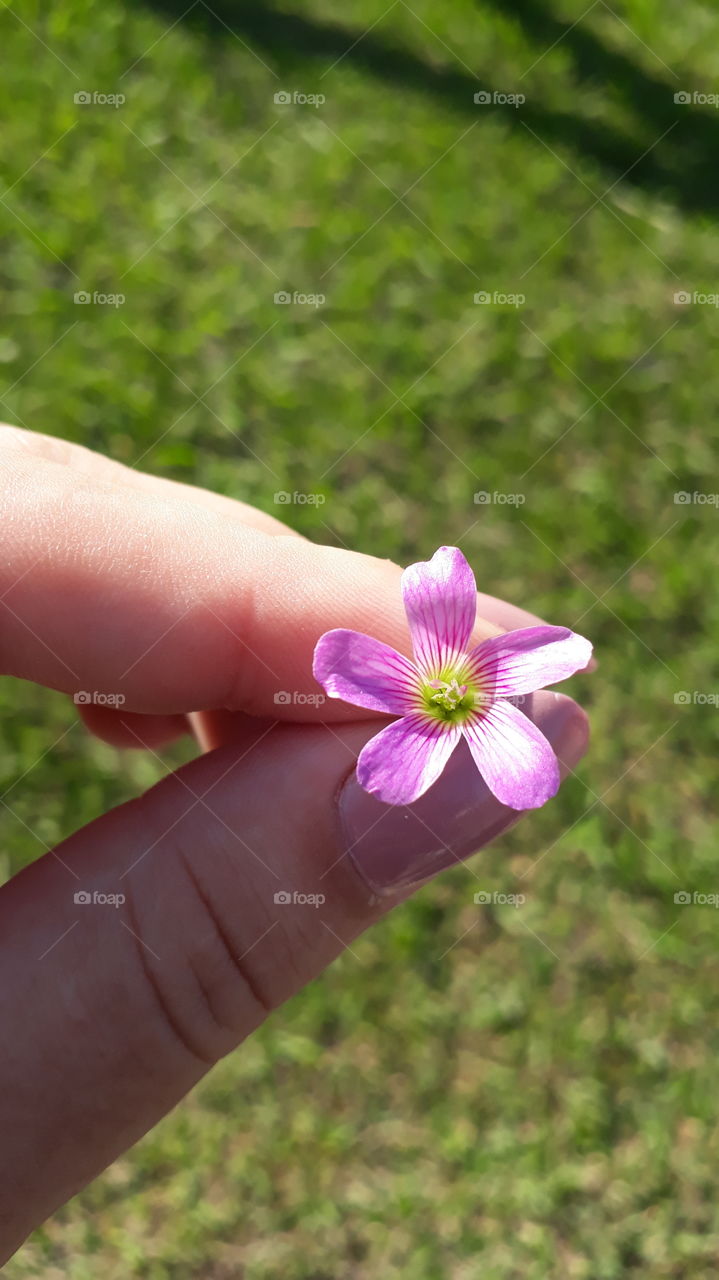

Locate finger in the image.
[0,690,588,1259]
[1,424,302,538]
[475,591,596,672]
[476,592,545,631]
[75,703,190,750]
[6,426,303,749]
[1,443,513,721]
[31,434,595,683]
[188,708,249,752]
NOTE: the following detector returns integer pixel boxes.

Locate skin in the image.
[0,426,591,1262]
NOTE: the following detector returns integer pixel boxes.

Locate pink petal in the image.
[462,699,560,809]
[466,625,592,699]
[313,629,420,715]
[356,713,462,805]
[402,546,477,677]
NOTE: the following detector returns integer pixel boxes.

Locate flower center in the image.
[420,670,481,723]
[428,677,467,711]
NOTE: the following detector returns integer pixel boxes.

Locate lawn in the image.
[1,0,718,1275]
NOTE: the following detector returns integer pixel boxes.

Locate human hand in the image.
[0,427,590,1260]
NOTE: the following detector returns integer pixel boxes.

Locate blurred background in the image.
[1,1,717,1276]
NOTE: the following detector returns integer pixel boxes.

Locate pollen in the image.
[428,677,468,711]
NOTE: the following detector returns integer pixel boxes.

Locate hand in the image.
[0,427,590,1261]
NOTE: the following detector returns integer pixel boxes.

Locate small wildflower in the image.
[313,546,592,808]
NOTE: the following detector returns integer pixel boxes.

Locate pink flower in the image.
[313,546,591,808]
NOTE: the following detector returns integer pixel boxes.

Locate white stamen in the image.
[429,677,467,711]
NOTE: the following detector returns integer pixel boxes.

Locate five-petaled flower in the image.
[313,546,591,808]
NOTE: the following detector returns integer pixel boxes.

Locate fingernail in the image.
[340,692,589,896]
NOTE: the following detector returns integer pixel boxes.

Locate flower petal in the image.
[401,546,477,677]
[466,625,592,699]
[356,714,462,805]
[462,699,560,809]
[313,629,420,715]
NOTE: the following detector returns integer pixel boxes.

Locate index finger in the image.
[1,439,513,720]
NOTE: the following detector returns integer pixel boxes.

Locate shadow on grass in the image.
[133,0,718,217]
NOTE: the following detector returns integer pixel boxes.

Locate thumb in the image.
[0,691,587,1259]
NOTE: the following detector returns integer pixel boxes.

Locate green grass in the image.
[2,0,719,1275]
